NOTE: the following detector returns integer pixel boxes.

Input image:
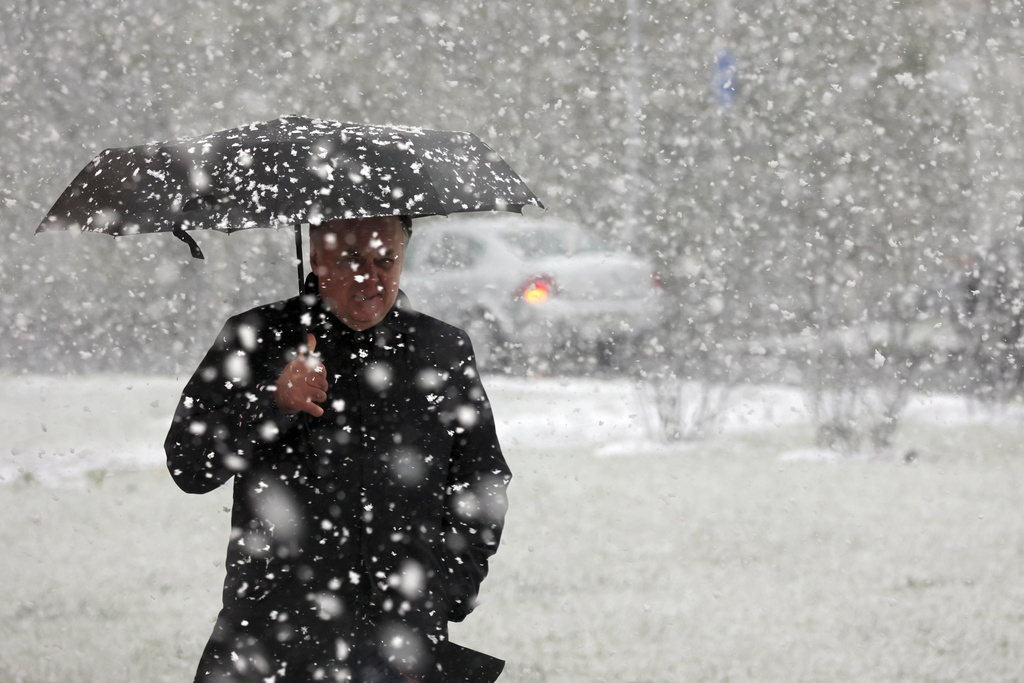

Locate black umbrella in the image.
[37,115,543,290]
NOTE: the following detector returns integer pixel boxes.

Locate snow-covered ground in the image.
[2,373,1015,485]
[4,373,1024,682]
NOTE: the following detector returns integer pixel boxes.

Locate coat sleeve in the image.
[164,313,296,494]
[434,334,511,622]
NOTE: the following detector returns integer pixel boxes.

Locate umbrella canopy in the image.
[37,115,544,286]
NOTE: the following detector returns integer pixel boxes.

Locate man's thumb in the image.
[306,333,317,355]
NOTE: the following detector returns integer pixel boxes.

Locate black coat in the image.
[165,280,510,682]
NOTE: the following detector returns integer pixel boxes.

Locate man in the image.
[165,215,510,683]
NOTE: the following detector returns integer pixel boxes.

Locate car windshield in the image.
[500,228,606,258]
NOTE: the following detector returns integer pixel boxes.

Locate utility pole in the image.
[622,0,644,245]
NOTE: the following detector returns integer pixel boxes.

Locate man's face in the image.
[309,216,408,331]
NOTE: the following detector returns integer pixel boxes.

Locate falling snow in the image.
[3,0,1024,681]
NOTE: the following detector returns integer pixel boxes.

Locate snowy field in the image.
[2,373,1024,682]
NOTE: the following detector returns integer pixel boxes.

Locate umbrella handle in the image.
[294,224,304,293]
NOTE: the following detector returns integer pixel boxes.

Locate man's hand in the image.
[274,333,328,417]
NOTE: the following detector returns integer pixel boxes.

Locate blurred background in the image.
[6,4,1024,681]
[3,0,1024,453]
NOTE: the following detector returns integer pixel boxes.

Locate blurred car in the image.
[400,215,662,370]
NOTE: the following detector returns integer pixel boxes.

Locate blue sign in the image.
[713,49,738,107]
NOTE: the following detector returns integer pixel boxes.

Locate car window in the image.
[500,228,605,258]
[423,233,484,271]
